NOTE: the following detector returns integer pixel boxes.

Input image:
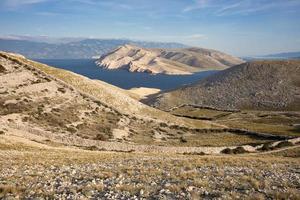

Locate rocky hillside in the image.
[1,51,226,151]
[146,60,300,110]
[96,45,244,75]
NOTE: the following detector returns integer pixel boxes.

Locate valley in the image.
[1,0,300,198]
[0,52,299,199]
[3,52,296,152]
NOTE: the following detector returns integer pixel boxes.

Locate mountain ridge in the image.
[96,44,244,75]
[263,51,300,58]
[0,38,187,59]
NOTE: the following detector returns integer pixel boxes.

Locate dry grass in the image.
[131,130,273,147]
[171,107,300,137]
[171,106,229,119]
[0,137,299,199]
[268,146,300,158]
[0,185,24,198]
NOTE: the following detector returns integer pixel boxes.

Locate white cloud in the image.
[185,34,207,40]
[183,0,300,15]
[71,0,133,10]
[182,0,211,12]
[3,0,48,7]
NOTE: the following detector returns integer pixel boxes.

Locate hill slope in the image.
[96,44,244,75]
[1,51,223,150]
[146,60,300,110]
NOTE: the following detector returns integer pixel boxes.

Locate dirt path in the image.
[251,144,300,155]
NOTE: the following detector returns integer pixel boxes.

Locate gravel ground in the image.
[0,147,299,200]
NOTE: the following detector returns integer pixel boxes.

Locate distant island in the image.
[96,44,244,75]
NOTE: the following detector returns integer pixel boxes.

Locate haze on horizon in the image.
[0,0,299,57]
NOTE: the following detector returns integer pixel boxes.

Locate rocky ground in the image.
[0,143,299,200]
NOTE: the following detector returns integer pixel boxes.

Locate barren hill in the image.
[0,51,223,151]
[96,44,244,75]
[147,60,300,111]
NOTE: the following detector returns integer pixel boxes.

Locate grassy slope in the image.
[171,107,300,137]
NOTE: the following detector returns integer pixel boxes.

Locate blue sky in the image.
[0,0,299,56]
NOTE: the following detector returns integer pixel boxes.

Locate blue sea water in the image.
[35,59,217,91]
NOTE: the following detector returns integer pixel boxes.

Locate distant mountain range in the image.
[0,37,187,59]
[242,51,300,61]
[96,44,244,75]
[263,51,300,59]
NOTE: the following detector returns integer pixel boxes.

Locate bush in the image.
[275,141,294,148]
[0,64,7,73]
[221,147,248,154]
[131,116,137,120]
[183,152,206,156]
[94,133,108,141]
[221,148,233,154]
[22,117,29,122]
[170,125,180,129]
[85,146,99,151]
[159,122,168,127]
[232,146,248,154]
[259,142,275,151]
[57,87,66,93]
[66,127,77,133]
[180,136,187,143]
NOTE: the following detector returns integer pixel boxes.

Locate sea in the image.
[35,59,217,91]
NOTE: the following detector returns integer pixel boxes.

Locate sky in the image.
[0,0,299,56]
